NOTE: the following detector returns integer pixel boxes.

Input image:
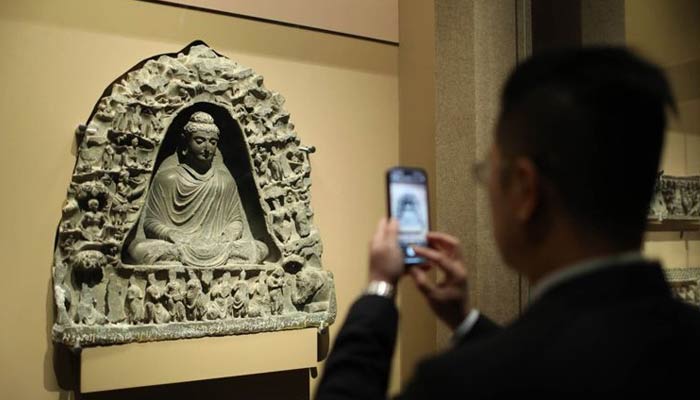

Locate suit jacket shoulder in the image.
[400,262,700,397]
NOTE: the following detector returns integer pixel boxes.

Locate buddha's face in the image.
[186,129,219,166]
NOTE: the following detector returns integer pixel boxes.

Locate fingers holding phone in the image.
[410,235,470,330]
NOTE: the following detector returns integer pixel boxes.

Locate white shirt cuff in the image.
[451,309,480,345]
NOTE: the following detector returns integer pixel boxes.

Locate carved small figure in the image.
[112,169,145,227]
[145,273,171,324]
[272,212,300,244]
[254,151,270,186]
[77,284,107,326]
[165,270,187,322]
[286,151,305,175]
[293,207,311,238]
[102,145,116,170]
[80,199,107,242]
[95,98,116,122]
[268,146,284,182]
[292,267,330,313]
[691,188,700,217]
[267,266,286,315]
[113,103,130,132]
[248,270,271,317]
[126,277,146,324]
[210,272,233,300]
[204,296,228,320]
[185,271,207,321]
[59,235,77,254]
[106,274,127,323]
[230,271,250,318]
[54,284,72,325]
[141,109,163,140]
[284,191,297,207]
[681,182,694,215]
[121,138,141,168]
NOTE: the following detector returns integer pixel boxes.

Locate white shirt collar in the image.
[529,251,648,303]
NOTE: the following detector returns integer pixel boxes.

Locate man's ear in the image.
[511,157,540,222]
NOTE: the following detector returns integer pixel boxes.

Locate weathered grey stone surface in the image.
[664,267,700,308]
[649,174,700,221]
[52,41,336,347]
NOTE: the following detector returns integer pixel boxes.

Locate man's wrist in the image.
[365,280,396,299]
[447,308,471,331]
[368,272,399,286]
[451,309,480,343]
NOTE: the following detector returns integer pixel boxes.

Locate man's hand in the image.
[368,218,404,285]
[410,232,470,331]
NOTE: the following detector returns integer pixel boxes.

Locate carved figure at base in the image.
[204,296,228,320]
[145,273,171,324]
[165,270,187,322]
[293,267,331,313]
[204,272,232,320]
[185,270,207,321]
[107,274,127,323]
[77,284,107,326]
[267,266,286,315]
[691,191,700,216]
[128,112,268,267]
[54,284,72,325]
[211,272,234,300]
[248,270,271,317]
[230,271,250,318]
[126,276,146,323]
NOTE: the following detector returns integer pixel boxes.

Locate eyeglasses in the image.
[471,160,490,185]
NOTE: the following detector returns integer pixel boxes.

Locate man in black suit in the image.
[315,47,700,398]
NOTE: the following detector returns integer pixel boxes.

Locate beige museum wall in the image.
[165,0,399,43]
[0,0,399,398]
[626,0,700,269]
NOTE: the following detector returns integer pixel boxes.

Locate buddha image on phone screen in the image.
[391,181,428,261]
[397,194,425,232]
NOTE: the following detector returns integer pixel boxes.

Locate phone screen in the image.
[387,167,429,265]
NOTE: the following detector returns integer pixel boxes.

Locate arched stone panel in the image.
[51,41,336,347]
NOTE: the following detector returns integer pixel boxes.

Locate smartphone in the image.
[386,167,430,265]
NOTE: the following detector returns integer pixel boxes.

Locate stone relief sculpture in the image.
[648,174,700,222]
[665,268,700,309]
[51,41,336,347]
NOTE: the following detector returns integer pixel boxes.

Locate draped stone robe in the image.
[128,153,267,267]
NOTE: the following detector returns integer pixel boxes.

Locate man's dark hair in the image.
[498,47,675,245]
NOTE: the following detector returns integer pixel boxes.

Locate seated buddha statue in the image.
[127,111,268,267]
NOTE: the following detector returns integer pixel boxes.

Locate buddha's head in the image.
[181,111,220,172]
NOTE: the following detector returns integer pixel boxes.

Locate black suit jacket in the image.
[316,262,700,398]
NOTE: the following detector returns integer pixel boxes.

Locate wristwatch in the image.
[365,280,395,299]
